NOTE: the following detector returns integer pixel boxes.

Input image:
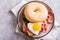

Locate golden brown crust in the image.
[27,29,34,36]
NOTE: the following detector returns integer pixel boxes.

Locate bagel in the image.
[24,2,48,22]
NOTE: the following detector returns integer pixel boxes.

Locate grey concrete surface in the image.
[0,0,60,40]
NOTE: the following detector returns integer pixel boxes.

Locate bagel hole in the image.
[34,7,41,12]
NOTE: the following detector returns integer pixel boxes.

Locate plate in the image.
[17,1,54,39]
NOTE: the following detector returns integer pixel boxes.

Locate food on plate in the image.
[24,2,48,22]
[41,20,47,32]
[22,22,34,36]
[22,22,27,32]
[27,23,41,35]
[27,29,34,36]
[47,11,53,23]
[21,2,53,36]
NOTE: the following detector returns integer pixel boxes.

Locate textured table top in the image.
[0,0,60,40]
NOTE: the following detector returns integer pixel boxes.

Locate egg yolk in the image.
[33,23,41,31]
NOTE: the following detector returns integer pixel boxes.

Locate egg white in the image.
[27,23,41,35]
